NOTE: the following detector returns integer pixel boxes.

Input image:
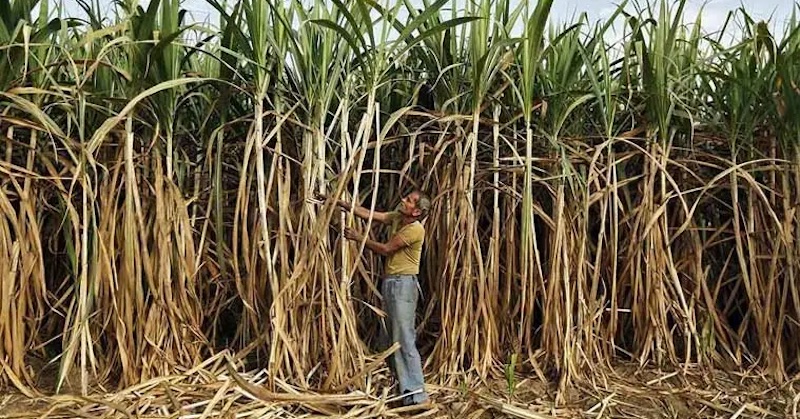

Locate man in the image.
[322,190,431,407]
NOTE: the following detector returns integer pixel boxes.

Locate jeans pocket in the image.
[396,279,419,304]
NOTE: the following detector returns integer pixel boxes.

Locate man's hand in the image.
[343,227,361,241]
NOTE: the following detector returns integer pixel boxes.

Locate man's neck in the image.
[400,216,417,226]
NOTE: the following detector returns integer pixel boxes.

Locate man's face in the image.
[396,192,421,217]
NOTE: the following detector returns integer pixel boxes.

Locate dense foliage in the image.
[1,0,799,396]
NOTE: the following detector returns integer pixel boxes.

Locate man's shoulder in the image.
[395,220,424,235]
[406,221,425,237]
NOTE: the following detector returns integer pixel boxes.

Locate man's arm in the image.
[344,227,407,256]
[318,194,393,224]
[339,201,393,224]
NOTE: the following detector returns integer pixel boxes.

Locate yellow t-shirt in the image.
[385,214,425,275]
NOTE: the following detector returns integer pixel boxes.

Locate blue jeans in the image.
[380,275,428,405]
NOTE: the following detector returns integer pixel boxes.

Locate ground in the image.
[1,360,798,418]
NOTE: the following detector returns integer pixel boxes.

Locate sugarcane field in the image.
[3,0,800,417]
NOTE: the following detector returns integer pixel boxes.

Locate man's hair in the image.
[414,190,431,220]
